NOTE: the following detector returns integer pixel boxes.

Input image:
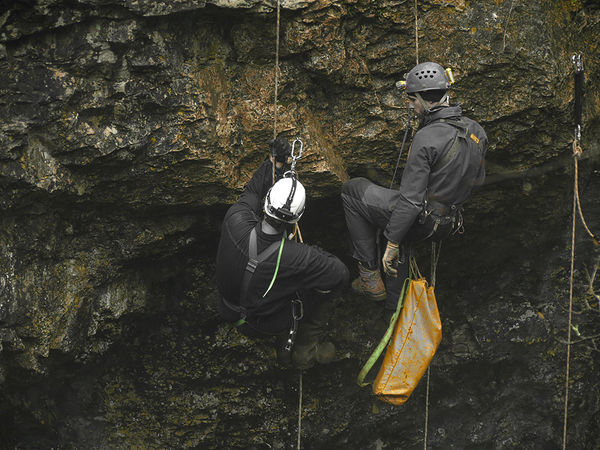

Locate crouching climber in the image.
[216,136,349,369]
[342,61,488,312]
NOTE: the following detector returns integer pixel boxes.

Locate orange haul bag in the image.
[357,278,442,405]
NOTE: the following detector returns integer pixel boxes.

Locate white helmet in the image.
[264,177,306,224]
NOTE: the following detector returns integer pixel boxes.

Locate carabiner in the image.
[291,137,303,160]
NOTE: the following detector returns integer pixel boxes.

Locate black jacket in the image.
[216,159,349,320]
[384,105,487,244]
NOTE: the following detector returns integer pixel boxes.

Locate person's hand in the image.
[269,154,285,169]
[271,136,292,164]
[382,241,400,277]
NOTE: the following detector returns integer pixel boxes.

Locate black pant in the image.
[341,177,455,310]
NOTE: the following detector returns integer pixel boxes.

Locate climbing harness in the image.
[562,53,598,450]
[224,225,285,327]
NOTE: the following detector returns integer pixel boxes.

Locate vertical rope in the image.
[424,367,430,450]
[272,0,281,184]
[562,155,578,450]
[424,241,441,450]
[297,372,303,450]
[414,0,419,64]
[430,241,442,288]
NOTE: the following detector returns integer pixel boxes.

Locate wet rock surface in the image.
[1,0,600,448]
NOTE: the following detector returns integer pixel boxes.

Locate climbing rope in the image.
[430,241,442,289]
[424,367,430,450]
[562,52,597,450]
[414,0,419,64]
[563,152,577,450]
[269,4,304,447]
[424,241,441,449]
[272,0,281,184]
[297,372,303,450]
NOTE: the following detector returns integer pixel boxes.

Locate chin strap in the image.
[414,92,431,114]
[414,92,449,117]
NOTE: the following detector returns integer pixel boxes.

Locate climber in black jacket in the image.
[342,61,487,311]
[217,136,349,369]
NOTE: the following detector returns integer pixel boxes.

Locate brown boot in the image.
[351,263,386,301]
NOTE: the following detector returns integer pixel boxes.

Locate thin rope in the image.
[424,241,441,450]
[297,372,303,450]
[562,149,579,450]
[430,241,442,288]
[573,141,597,242]
[272,0,281,184]
[414,0,419,64]
[424,367,430,450]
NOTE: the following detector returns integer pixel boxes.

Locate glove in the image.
[382,241,400,277]
[271,136,292,163]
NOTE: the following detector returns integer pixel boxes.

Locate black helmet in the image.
[405,62,451,94]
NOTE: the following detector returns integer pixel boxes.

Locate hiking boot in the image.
[292,340,336,370]
[290,300,337,370]
[351,263,386,301]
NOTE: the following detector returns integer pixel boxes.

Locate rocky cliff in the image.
[1,0,599,448]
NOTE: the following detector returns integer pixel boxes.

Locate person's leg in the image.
[290,290,338,369]
[341,177,397,265]
[342,178,399,300]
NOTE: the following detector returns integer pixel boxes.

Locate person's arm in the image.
[297,245,349,297]
[236,137,292,215]
[234,159,275,215]
[384,133,432,244]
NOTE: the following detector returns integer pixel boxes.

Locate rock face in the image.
[1,0,599,448]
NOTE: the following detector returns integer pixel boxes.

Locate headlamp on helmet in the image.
[264,177,306,224]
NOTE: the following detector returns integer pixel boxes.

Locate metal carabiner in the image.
[292,298,304,321]
[288,137,303,174]
[291,137,303,160]
[283,297,304,352]
[572,53,583,73]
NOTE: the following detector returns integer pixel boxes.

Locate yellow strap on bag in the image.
[373,278,441,405]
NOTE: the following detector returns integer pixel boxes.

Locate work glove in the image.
[271,136,292,163]
[382,241,400,277]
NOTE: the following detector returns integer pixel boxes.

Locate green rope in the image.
[263,234,285,298]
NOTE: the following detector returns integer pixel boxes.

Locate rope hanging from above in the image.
[270,5,304,449]
[562,52,597,450]
[272,0,281,185]
[414,0,419,64]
